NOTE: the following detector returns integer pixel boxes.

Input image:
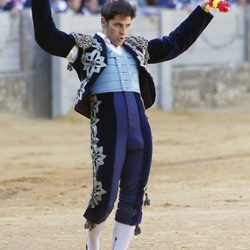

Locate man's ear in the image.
[101,17,107,29]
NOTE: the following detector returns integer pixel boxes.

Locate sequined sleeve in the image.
[66,45,79,63]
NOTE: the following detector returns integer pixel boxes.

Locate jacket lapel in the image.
[82,34,107,90]
[94,34,108,65]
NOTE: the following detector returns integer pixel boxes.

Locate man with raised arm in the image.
[31,0,213,249]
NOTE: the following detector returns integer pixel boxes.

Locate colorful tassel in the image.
[134,224,141,235]
[208,0,231,12]
[84,220,96,231]
[143,192,151,206]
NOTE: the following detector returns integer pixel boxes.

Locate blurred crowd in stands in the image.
[0,0,249,15]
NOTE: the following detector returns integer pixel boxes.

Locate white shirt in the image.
[97,32,123,55]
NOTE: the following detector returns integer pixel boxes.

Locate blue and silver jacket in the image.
[68,33,155,118]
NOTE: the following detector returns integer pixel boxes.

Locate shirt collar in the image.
[97,32,123,55]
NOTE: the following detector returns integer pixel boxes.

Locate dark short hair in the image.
[101,0,136,21]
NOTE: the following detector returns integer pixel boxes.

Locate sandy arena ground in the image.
[1,108,250,250]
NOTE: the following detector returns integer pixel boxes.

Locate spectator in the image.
[51,0,67,12]
[22,0,31,8]
[237,0,250,6]
[157,0,176,8]
[82,0,100,15]
[67,0,83,14]
[66,0,100,15]
[129,0,157,23]
[17,0,68,11]
[0,0,15,11]
[0,0,21,14]
[179,0,203,11]
[144,0,177,8]
[98,0,105,5]
[146,0,157,5]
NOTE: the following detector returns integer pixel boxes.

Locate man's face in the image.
[0,0,8,7]
[101,15,132,47]
[68,0,81,11]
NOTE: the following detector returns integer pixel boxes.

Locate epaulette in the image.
[70,32,95,51]
[67,33,103,71]
[125,36,150,64]
[125,36,149,51]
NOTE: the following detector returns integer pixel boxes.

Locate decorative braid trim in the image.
[70,32,95,51]
[125,36,148,50]
[125,36,150,64]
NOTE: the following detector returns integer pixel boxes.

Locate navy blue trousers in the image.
[84,92,152,226]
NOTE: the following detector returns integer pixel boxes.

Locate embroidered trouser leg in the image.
[84,92,152,225]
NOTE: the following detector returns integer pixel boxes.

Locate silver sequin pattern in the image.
[89,95,107,208]
[70,32,95,50]
[125,36,150,66]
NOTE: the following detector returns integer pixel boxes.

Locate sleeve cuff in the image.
[66,45,79,63]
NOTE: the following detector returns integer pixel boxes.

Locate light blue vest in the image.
[91,47,140,95]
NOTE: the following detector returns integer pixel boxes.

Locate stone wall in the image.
[0,8,250,117]
[0,11,51,117]
[173,63,250,110]
[0,73,28,114]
